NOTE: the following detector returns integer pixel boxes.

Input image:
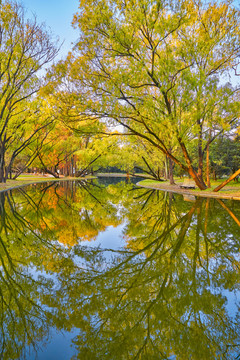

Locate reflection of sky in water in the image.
[223,289,240,318]
[4,180,240,359]
[27,329,78,360]
[73,223,130,268]
[26,267,79,359]
[83,222,126,249]
[26,224,128,359]
[25,223,133,359]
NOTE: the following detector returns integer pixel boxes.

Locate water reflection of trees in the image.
[0,180,122,359]
[0,181,239,359]
[61,188,240,360]
[0,189,53,359]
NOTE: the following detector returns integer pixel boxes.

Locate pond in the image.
[1,177,240,360]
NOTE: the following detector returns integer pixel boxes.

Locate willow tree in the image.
[69,0,240,189]
[0,1,59,182]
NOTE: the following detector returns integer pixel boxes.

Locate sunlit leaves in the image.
[65,0,240,188]
[0,0,59,182]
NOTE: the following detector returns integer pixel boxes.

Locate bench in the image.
[180,179,196,189]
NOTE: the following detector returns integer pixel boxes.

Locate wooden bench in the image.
[180,179,196,189]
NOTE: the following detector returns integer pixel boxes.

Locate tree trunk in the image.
[213,168,240,192]
[177,137,207,190]
[197,121,203,179]
[0,143,6,183]
[197,147,204,179]
[217,199,240,226]
[206,141,211,188]
[188,167,207,190]
[76,154,101,178]
[0,168,5,183]
[168,157,175,185]
[45,167,59,178]
[164,156,168,180]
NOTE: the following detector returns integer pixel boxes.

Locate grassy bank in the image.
[1,175,240,200]
[137,178,240,200]
[0,174,94,192]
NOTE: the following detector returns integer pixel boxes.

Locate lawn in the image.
[137,178,240,199]
[0,174,82,192]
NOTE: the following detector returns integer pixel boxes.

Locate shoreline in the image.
[136,182,240,201]
[0,175,240,201]
[0,176,93,193]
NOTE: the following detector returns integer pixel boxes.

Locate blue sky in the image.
[21,0,79,59]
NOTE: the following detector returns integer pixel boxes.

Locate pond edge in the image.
[137,182,240,201]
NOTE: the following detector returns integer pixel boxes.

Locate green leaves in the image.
[0,1,59,182]
[64,0,240,188]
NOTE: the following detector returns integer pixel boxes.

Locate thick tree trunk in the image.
[168,157,175,185]
[0,143,6,183]
[167,150,207,189]
[0,169,6,183]
[45,168,59,178]
[177,137,207,190]
[188,167,207,190]
[213,168,240,192]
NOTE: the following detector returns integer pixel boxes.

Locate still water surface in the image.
[1,178,240,359]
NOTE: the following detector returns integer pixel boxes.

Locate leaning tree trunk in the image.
[177,137,207,190]
[213,168,240,192]
[46,167,59,178]
[166,152,207,190]
[188,167,207,190]
[76,154,102,178]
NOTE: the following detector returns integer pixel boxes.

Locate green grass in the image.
[138,179,163,185]
[138,178,240,194]
[1,174,239,197]
[0,174,95,192]
[18,175,54,181]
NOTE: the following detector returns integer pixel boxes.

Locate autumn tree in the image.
[67,0,240,190]
[31,120,81,177]
[0,0,58,182]
[5,98,56,179]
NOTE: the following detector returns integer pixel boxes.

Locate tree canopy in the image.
[0,0,240,188]
[0,0,59,182]
[58,0,240,189]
